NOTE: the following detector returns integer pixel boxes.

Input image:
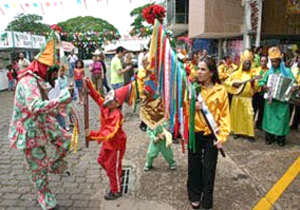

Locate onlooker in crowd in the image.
[67,50,78,77]
[254,46,263,68]
[18,52,30,70]
[123,53,135,85]
[290,50,300,69]
[110,46,132,90]
[89,50,104,93]
[200,49,208,61]
[99,52,111,93]
[6,65,15,91]
[138,48,148,70]
[74,60,85,104]
[58,65,69,90]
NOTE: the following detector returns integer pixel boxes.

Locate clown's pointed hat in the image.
[115,84,132,105]
[35,30,60,66]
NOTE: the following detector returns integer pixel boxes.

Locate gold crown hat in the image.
[241,49,254,61]
[35,27,61,66]
[268,47,282,59]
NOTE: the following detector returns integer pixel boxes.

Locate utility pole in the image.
[255,0,263,47]
[242,0,252,50]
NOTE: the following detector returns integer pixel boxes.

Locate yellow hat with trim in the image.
[268,47,282,60]
[241,50,253,61]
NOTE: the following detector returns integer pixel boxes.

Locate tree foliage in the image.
[129,3,153,37]
[6,14,51,34]
[57,16,120,59]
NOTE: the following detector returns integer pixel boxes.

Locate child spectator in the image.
[6,66,15,91]
[74,60,85,104]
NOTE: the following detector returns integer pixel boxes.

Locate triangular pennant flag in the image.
[20,4,25,12]
[4,4,9,9]
[84,0,88,10]
[25,3,30,7]
[46,2,51,7]
[41,3,44,14]
[12,4,17,8]
[60,1,64,11]
[77,0,82,4]
[54,2,58,6]
[33,3,38,7]
[0,6,4,15]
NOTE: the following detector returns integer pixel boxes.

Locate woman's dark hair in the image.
[202,57,221,84]
[75,60,84,68]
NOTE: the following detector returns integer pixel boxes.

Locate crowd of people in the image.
[6,36,300,210]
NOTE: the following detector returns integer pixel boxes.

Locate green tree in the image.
[6,14,51,35]
[129,3,153,37]
[57,16,120,59]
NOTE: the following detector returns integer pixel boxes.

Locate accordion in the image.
[264,74,294,102]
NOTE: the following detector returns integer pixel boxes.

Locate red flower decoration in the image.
[142,4,166,25]
[50,24,62,33]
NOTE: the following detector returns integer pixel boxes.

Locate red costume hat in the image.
[104,84,131,106]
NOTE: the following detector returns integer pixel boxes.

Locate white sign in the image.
[0,31,13,48]
[13,32,32,48]
[32,35,46,49]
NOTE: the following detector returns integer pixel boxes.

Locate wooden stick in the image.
[83,81,90,148]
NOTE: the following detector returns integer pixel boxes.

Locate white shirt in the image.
[18,58,30,70]
[68,54,78,64]
[138,52,144,70]
[48,80,61,100]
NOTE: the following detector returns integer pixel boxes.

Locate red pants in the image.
[98,143,126,193]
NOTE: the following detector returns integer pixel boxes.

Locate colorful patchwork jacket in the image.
[8,71,72,149]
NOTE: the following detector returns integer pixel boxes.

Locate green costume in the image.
[145,121,176,168]
[259,67,295,136]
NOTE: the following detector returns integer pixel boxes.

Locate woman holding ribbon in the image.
[187,57,230,210]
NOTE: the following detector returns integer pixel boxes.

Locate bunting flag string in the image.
[0,0,153,16]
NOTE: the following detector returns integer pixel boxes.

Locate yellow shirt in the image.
[194,83,230,143]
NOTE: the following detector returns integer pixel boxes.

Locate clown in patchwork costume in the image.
[8,28,72,210]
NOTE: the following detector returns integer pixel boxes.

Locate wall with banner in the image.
[0,31,46,50]
[0,31,13,48]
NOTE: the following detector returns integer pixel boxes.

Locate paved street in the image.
[0,89,300,210]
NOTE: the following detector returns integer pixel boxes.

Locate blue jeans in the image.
[69,62,75,77]
[8,80,15,91]
[111,82,124,90]
[103,76,111,92]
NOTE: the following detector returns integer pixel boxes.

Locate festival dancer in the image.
[84,77,129,200]
[8,29,72,210]
[259,47,295,146]
[188,57,230,210]
[225,50,259,142]
[144,115,176,171]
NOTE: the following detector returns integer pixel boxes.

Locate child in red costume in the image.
[84,77,127,200]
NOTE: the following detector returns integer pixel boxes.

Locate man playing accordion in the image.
[259,47,296,146]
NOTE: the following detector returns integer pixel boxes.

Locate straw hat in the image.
[92,49,102,56]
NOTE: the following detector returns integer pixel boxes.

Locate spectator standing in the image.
[110,46,131,90]
[6,66,15,91]
[89,50,104,93]
[138,48,148,70]
[123,53,135,85]
[74,60,85,104]
[67,50,78,77]
[18,52,30,70]
[99,52,111,93]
